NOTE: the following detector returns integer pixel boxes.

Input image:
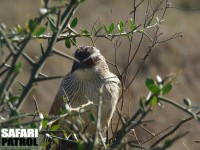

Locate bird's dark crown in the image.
[74,46,93,61]
[71,46,101,73]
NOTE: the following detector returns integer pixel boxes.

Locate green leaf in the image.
[149,84,160,94]
[54,139,59,145]
[164,139,173,148]
[42,119,48,128]
[51,124,60,131]
[30,122,37,128]
[34,26,46,36]
[9,96,19,103]
[49,18,56,32]
[9,110,20,125]
[145,77,160,94]
[77,142,84,150]
[104,25,109,34]
[89,112,97,122]
[16,24,23,33]
[145,77,155,87]
[42,141,49,149]
[44,114,49,118]
[183,97,191,107]
[70,17,78,29]
[58,107,63,115]
[118,20,124,33]
[151,96,158,106]
[81,29,89,35]
[65,38,71,48]
[162,84,172,95]
[62,130,68,138]
[109,22,115,33]
[28,19,37,32]
[129,19,135,30]
[10,110,19,117]
[14,62,23,73]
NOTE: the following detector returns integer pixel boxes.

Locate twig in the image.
[16,0,80,111]
[92,85,103,149]
[158,96,197,118]
[150,111,200,148]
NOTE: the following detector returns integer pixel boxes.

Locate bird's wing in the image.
[49,86,64,115]
[49,74,70,115]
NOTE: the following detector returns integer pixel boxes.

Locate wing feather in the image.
[49,73,71,115]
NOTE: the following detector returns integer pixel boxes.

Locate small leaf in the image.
[9,96,19,103]
[42,119,48,128]
[54,139,59,145]
[81,29,89,35]
[28,19,37,32]
[89,112,96,122]
[109,22,115,33]
[145,77,160,94]
[16,24,23,33]
[70,17,78,28]
[145,77,155,88]
[183,97,191,107]
[65,38,71,48]
[14,62,23,73]
[10,110,19,117]
[149,85,160,94]
[58,107,63,115]
[30,122,37,128]
[118,20,124,33]
[34,26,46,36]
[44,114,49,118]
[129,19,135,30]
[51,124,60,131]
[77,142,84,150]
[164,139,173,148]
[42,141,49,149]
[151,96,158,106]
[162,84,172,95]
[62,130,68,138]
[9,110,21,125]
[104,25,109,34]
[49,18,56,32]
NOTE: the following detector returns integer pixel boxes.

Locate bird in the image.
[48,46,120,149]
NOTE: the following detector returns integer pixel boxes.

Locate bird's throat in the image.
[73,69,95,81]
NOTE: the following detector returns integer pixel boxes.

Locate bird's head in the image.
[71,46,109,79]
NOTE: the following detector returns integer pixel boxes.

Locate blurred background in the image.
[0,0,199,149]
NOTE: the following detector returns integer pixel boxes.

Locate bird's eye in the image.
[85,58,95,65]
[86,58,95,65]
